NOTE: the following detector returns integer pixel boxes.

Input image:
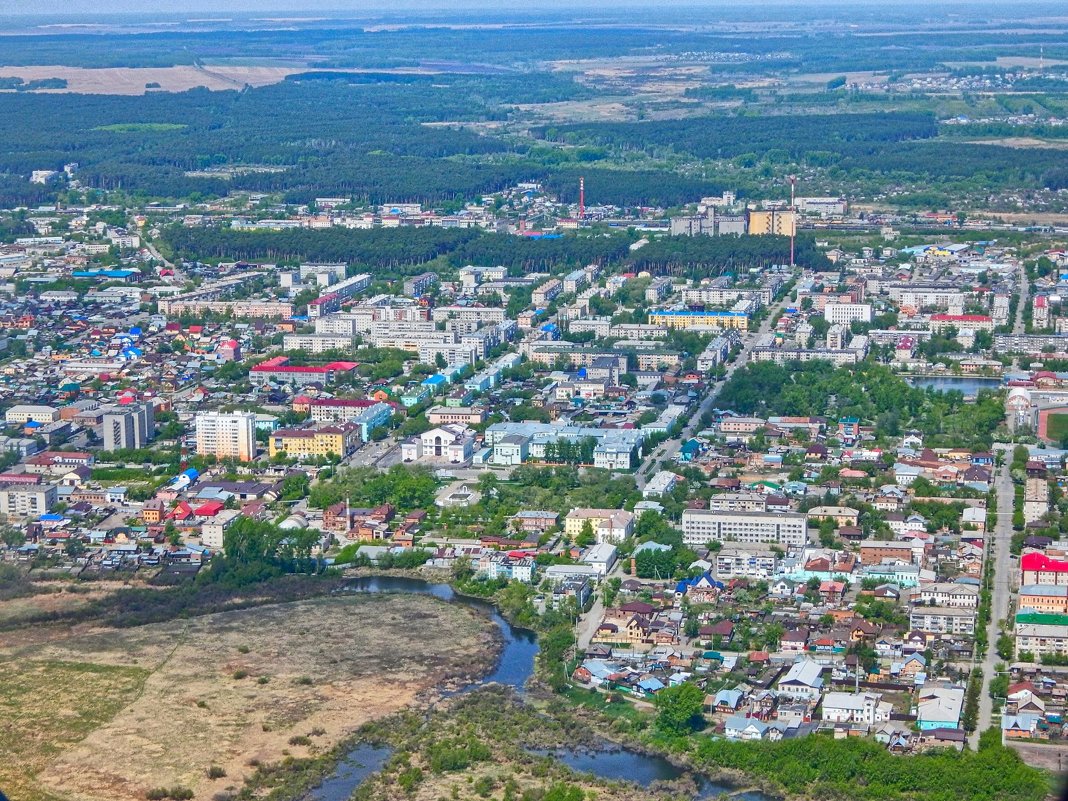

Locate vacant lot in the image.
[0,593,498,801]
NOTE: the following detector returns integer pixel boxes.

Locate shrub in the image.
[257,676,270,685]
[295,676,313,685]
[233,670,249,680]
[288,735,312,746]
[207,765,227,779]
[237,645,250,654]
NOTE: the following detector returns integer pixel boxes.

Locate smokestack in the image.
[579,175,585,221]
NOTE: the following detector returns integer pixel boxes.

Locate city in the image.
[0,5,1067,801]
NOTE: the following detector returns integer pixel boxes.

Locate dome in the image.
[279,514,308,531]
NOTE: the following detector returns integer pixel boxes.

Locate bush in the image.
[295,676,313,685]
[233,670,249,680]
[207,765,227,779]
[288,735,312,746]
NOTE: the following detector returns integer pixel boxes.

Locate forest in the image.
[161,225,832,274]
[695,728,1048,801]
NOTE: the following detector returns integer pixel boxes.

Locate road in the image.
[974,455,1015,746]
[1010,263,1029,369]
[635,285,796,488]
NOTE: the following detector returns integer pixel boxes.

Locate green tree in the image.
[655,682,705,735]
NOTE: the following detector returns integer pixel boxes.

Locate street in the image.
[636,284,795,488]
[974,454,1015,745]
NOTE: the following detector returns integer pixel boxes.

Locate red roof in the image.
[195,500,225,517]
[170,501,193,520]
[930,314,991,322]
[1021,552,1068,573]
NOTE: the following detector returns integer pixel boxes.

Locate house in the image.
[710,686,747,713]
[916,684,965,731]
[724,715,771,741]
[820,691,892,726]
[778,658,824,700]
[1002,714,1042,740]
[675,572,724,604]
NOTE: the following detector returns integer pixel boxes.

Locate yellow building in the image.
[269,423,360,461]
[647,311,749,331]
[747,209,796,237]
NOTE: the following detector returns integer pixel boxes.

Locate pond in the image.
[906,376,1003,396]
[533,744,776,800]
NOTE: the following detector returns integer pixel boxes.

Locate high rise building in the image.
[195,411,257,462]
[101,402,155,451]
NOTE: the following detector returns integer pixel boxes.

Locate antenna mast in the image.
[579,175,585,221]
[789,175,797,268]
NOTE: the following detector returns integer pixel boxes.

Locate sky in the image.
[0,0,1055,14]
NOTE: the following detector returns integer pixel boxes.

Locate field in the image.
[1045,413,1068,444]
[0,593,499,801]
[0,65,298,94]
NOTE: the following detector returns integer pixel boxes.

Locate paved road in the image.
[635,284,797,488]
[974,455,1015,746]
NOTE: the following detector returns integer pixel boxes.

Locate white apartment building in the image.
[5,405,59,424]
[820,692,892,726]
[681,509,807,548]
[917,582,979,608]
[195,411,257,463]
[283,333,355,353]
[0,483,56,518]
[824,302,873,325]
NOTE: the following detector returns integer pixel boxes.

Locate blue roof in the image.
[182,468,200,480]
[39,513,64,521]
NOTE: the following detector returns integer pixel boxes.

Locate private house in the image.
[778,658,824,700]
[916,685,965,731]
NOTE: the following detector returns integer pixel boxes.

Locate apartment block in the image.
[195,411,257,462]
[680,508,807,548]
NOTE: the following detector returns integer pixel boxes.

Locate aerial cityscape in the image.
[1,3,1068,801]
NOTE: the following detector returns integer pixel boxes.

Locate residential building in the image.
[681,508,807,548]
[917,583,979,608]
[268,423,360,461]
[916,685,965,731]
[195,411,257,462]
[564,508,635,544]
[1015,612,1068,658]
[909,606,976,636]
[821,692,892,726]
[101,402,155,451]
[0,483,56,517]
[5,405,59,424]
[1018,584,1068,615]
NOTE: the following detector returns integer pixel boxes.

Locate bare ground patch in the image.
[0,593,498,801]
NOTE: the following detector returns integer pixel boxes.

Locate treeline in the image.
[627,234,830,275]
[162,226,831,273]
[695,728,1047,801]
[163,225,479,266]
[540,112,939,161]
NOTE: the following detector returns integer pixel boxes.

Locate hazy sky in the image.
[0,0,1046,14]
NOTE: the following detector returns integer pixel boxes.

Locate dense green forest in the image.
[695,728,1048,801]
[161,225,831,274]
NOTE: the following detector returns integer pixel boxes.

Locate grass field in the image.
[1046,413,1068,444]
[0,592,498,801]
[0,659,149,801]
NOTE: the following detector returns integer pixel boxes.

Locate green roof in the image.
[1016,612,1068,626]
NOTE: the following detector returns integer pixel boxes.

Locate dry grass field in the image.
[0,593,498,801]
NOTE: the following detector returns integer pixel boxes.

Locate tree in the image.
[655,682,705,735]
[576,519,596,547]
